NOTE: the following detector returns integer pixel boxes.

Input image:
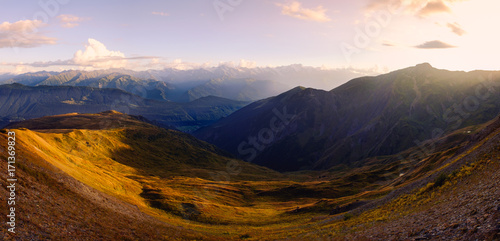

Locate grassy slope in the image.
[2,111,499,240]
[7,127,381,239]
[0,131,215,241]
[288,117,500,240]
[1,112,362,239]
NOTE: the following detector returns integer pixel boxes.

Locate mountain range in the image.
[195,63,500,171]
[4,70,178,102]
[0,83,247,132]
[2,65,376,102]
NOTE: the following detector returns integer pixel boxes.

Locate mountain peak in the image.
[415,62,433,69]
[293,86,307,91]
[275,86,307,98]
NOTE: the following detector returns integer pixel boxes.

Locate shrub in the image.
[240,234,251,239]
[343,213,354,221]
[433,173,448,188]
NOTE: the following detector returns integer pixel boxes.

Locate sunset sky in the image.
[1,0,499,74]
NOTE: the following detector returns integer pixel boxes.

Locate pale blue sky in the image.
[1,0,499,74]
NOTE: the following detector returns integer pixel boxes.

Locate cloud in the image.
[366,0,468,17]
[382,41,396,47]
[276,1,331,22]
[152,11,169,17]
[14,64,28,74]
[2,37,226,72]
[1,38,163,72]
[0,20,57,48]
[239,59,257,68]
[446,22,466,36]
[57,14,86,28]
[415,40,456,49]
[165,59,210,70]
[418,0,451,16]
[73,39,128,68]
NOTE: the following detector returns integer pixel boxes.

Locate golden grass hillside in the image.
[2,111,499,240]
[2,112,371,239]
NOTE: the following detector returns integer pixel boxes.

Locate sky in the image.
[1,0,499,74]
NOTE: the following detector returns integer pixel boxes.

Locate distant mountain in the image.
[147,64,377,91]
[194,63,500,171]
[0,83,247,131]
[5,65,376,103]
[0,73,15,83]
[6,70,177,101]
[183,78,289,102]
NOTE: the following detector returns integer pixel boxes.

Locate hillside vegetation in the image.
[1,110,499,240]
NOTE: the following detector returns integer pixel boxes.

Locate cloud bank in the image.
[366,0,468,17]
[0,20,57,48]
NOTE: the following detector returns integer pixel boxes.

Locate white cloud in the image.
[239,59,257,68]
[418,0,451,16]
[73,38,127,68]
[14,64,28,74]
[276,1,331,22]
[0,38,161,72]
[1,37,248,73]
[57,14,86,28]
[415,40,456,48]
[163,59,210,70]
[366,0,469,17]
[446,22,466,36]
[0,20,57,48]
[136,58,209,70]
[152,11,169,17]
[382,41,397,47]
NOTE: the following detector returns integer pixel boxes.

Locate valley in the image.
[1,110,499,240]
[0,84,248,132]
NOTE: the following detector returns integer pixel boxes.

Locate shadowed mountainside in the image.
[183,78,289,102]
[195,63,500,172]
[0,83,248,132]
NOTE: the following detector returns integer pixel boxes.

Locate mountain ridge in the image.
[3,65,378,102]
[195,64,500,171]
[0,83,248,131]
